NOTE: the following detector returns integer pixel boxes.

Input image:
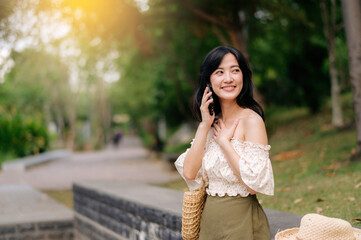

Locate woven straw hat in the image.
[275,213,361,240]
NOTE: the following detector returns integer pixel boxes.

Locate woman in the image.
[175,46,274,240]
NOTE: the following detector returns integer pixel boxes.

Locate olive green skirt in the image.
[199,194,270,240]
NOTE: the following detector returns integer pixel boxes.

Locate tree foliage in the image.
[0,0,354,152]
[0,109,49,157]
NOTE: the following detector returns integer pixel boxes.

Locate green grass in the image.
[42,190,74,209]
[259,105,361,227]
[157,179,188,191]
[159,95,361,227]
[164,142,191,154]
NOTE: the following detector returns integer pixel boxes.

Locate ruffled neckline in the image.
[231,138,271,150]
[208,138,271,151]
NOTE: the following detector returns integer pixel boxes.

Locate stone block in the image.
[170,231,182,240]
[48,231,65,238]
[0,225,16,234]
[132,217,142,231]
[55,221,73,229]
[38,222,56,230]
[18,223,36,232]
[8,236,23,240]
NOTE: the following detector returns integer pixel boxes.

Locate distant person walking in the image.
[175,46,274,239]
[112,130,123,148]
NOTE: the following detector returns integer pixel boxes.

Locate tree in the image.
[341,0,361,160]
[246,0,330,113]
[170,0,318,107]
[320,0,344,127]
[2,49,75,148]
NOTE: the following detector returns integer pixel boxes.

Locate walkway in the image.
[0,136,181,190]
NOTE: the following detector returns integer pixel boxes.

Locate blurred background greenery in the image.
[1,0,361,225]
[0,0,358,159]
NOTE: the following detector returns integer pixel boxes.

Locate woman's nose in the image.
[224,71,232,82]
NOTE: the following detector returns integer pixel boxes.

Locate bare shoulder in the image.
[237,109,263,127]
[243,109,268,145]
[244,110,264,127]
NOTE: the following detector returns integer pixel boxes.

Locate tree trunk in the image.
[66,106,77,150]
[227,28,265,108]
[227,28,249,61]
[321,0,344,127]
[341,0,361,160]
[54,105,66,147]
[211,25,231,46]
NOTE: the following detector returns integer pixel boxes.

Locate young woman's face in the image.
[210,53,243,103]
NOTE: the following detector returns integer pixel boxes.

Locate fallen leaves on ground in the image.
[347,197,355,202]
[351,148,356,154]
[355,182,361,189]
[294,198,302,204]
[316,207,323,214]
[316,197,325,202]
[273,150,303,161]
[320,124,333,132]
[318,161,348,177]
[278,187,292,192]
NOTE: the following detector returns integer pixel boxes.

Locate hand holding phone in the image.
[206,84,214,115]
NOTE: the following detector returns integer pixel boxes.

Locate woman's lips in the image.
[221,86,236,91]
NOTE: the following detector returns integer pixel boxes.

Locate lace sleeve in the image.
[174,139,203,191]
[233,139,274,196]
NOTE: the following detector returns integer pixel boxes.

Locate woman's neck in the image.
[219,100,243,124]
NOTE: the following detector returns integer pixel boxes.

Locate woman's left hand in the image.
[213,119,239,146]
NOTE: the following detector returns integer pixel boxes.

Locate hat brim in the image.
[354,228,361,239]
[275,227,361,240]
[275,228,299,240]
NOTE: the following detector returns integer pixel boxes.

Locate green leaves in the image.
[0,108,49,157]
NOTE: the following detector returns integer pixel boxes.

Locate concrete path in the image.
[0,184,73,225]
[0,136,181,190]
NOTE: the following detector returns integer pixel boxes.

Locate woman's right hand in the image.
[199,86,215,127]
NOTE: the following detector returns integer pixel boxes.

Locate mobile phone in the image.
[206,84,214,115]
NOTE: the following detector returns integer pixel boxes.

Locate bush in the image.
[0,110,49,157]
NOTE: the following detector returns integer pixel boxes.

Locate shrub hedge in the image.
[0,110,49,157]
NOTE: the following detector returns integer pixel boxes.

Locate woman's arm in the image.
[183,87,215,180]
[183,123,210,180]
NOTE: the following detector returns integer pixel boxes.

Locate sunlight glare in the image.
[134,0,149,12]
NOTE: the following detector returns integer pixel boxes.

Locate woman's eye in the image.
[232,68,241,73]
[216,71,223,75]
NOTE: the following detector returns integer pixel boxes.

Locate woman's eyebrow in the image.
[215,65,239,71]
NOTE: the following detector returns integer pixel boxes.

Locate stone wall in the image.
[0,221,73,240]
[0,184,74,240]
[73,180,304,240]
[73,181,183,240]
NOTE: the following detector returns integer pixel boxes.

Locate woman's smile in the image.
[221,85,236,91]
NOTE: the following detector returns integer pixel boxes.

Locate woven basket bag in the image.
[181,182,206,240]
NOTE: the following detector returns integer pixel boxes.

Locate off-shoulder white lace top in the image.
[174,130,274,197]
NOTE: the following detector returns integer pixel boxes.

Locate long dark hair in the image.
[192,46,264,121]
